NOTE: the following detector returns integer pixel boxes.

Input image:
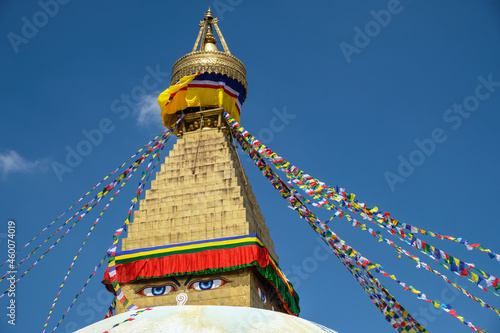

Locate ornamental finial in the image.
[171,9,246,90]
[204,7,213,21]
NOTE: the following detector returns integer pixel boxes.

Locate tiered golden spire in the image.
[170,8,246,92]
[194,7,230,53]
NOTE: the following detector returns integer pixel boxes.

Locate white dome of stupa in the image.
[75,305,338,333]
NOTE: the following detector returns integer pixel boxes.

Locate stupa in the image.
[77,8,338,333]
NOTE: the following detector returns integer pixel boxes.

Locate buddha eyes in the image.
[257,286,281,311]
[137,278,230,296]
[189,278,229,291]
[137,284,176,296]
[257,286,267,303]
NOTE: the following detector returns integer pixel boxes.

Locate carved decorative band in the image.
[171,51,247,91]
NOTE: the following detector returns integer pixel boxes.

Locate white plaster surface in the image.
[75,305,338,333]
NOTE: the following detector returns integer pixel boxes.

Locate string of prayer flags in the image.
[0,134,169,300]
[104,298,116,319]
[50,255,107,333]
[0,189,106,284]
[42,145,159,333]
[226,117,430,332]
[101,307,153,333]
[12,118,177,330]
[340,209,500,318]
[331,244,428,332]
[108,136,169,311]
[106,115,183,312]
[0,130,168,270]
[223,113,499,263]
[225,112,490,333]
[0,130,169,285]
[313,189,500,299]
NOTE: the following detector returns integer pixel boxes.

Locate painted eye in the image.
[189,278,229,291]
[137,284,176,296]
[257,286,267,303]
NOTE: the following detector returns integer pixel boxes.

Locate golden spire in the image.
[171,8,246,91]
[203,23,218,52]
[195,7,229,54]
[204,6,213,20]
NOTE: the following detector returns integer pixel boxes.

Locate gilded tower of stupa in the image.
[102,8,299,316]
[77,8,340,332]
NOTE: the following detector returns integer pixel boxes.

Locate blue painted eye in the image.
[257,286,267,303]
[152,286,166,295]
[189,278,228,291]
[137,284,175,296]
[199,280,213,289]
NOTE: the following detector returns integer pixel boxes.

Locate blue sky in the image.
[1,1,500,332]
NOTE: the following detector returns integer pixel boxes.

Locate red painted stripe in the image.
[103,245,269,284]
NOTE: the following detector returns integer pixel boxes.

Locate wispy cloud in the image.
[134,92,163,127]
[0,150,49,179]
